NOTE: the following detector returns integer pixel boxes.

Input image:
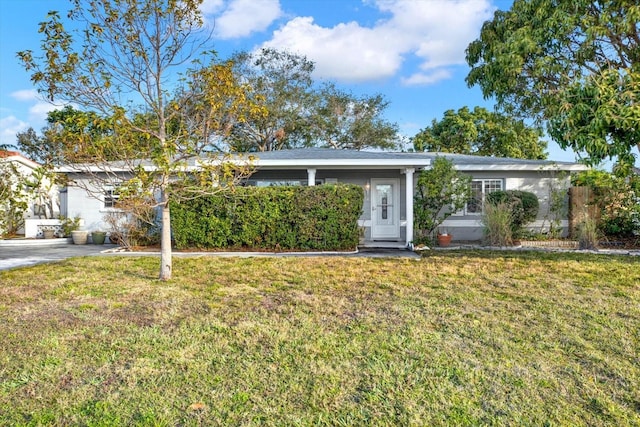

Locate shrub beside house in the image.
[171,184,364,251]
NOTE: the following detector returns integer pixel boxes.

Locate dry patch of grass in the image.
[1,251,639,426]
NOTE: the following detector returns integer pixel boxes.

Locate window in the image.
[104,188,119,209]
[245,179,324,187]
[466,179,503,214]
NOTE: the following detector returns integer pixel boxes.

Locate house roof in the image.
[250,148,588,172]
[425,152,589,171]
[55,148,589,173]
[0,150,21,158]
[0,150,40,170]
[248,148,432,169]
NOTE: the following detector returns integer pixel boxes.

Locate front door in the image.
[371,178,400,240]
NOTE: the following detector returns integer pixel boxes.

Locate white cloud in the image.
[11,89,61,127]
[200,0,225,15]
[401,69,452,86]
[206,0,282,39]
[0,116,29,146]
[4,89,73,145]
[261,0,494,85]
[28,101,59,125]
[263,17,402,82]
[11,89,39,102]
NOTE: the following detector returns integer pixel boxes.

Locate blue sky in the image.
[0,0,580,162]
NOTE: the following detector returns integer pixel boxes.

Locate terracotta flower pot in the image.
[437,233,452,247]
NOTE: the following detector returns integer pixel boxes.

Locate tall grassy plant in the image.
[577,217,600,249]
[486,190,539,237]
[482,201,514,246]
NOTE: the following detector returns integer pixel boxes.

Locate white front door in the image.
[371,178,400,240]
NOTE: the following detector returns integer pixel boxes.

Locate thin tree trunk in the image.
[159,189,172,281]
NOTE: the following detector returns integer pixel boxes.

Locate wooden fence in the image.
[568,186,601,237]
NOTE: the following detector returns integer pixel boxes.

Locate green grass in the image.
[1,251,639,426]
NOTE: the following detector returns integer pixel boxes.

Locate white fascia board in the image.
[56,157,434,172]
[454,163,589,172]
[55,165,139,173]
[254,159,431,169]
[1,155,40,170]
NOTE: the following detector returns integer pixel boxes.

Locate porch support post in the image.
[307,168,316,186]
[404,168,415,247]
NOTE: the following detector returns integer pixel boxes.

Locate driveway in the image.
[0,241,114,271]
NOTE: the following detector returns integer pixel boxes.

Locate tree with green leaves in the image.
[466,0,640,168]
[0,158,30,237]
[222,48,317,152]
[313,83,399,150]
[412,106,547,159]
[16,106,149,166]
[413,156,472,244]
[18,0,261,280]
[223,48,399,152]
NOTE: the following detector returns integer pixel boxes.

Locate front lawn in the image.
[1,251,638,426]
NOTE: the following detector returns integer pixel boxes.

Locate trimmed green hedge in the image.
[171,184,364,251]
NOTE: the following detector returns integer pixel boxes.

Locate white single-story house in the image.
[56,148,588,246]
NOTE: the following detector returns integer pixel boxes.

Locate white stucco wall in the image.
[442,170,573,241]
[62,166,577,243]
[65,184,114,232]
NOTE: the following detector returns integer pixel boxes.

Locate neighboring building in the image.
[0,150,60,236]
[56,148,588,246]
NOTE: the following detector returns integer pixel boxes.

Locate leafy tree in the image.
[0,159,29,237]
[313,83,399,150]
[223,48,317,152]
[572,169,640,236]
[413,156,472,244]
[18,0,260,280]
[223,48,399,151]
[412,106,547,159]
[466,0,640,168]
[16,125,63,167]
[16,106,149,166]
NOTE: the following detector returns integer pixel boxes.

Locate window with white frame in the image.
[104,188,120,209]
[245,179,324,187]
[466,179,503,214]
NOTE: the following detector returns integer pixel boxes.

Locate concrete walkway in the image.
[0,240,421,271]
[3,239,637,272]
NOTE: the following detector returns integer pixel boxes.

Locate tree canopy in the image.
[16,106,153,166]
[18,0,260,280]
[222,48,316,152]
[222,48,399,152]
[313,83,399,150]
[466,0,640,168]
[412,106,547,159]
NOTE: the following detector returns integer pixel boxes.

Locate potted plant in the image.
[42,226,56,239]
[60,215,82,237]
[71,230,88,244]
[91,231,107,245]
[437,228,453,247]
